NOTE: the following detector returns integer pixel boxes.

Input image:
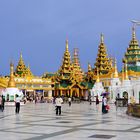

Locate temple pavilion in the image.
[53,40,91,98]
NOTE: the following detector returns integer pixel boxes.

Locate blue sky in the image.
[0,0,140,76]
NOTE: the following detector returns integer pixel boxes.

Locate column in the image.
[67,90,69,97]
[77,89,79,97]
[81,89,83,97]
[48,90,52,99]
[70,89,72,97]
[60,90,62,96]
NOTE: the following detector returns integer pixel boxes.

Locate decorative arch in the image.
[123,91,128,99]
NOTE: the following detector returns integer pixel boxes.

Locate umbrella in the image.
[101,92,110,96]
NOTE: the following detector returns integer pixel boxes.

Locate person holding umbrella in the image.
[102,93,109,114]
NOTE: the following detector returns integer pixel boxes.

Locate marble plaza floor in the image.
[0,102,140,140]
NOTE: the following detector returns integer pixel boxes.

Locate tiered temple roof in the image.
[57,39,72,82]
[85,62,94,83]
[24,64,33,77]
[15,53,33,77]
[55,40,88,91]
[123,27,140,72]
[71,48,84,83]
[94,34,112,74]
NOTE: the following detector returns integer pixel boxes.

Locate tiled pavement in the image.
[0,102,140,140]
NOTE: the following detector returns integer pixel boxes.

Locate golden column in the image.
[114,59,119,78]
[8,62,16,88]
[70,89,72,97]
[96,68,100,83]
[124,60,129,80]
[60,89,62,96]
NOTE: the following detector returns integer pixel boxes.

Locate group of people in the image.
[89,95,109,114]
[0,93,110,115]
[54,94,109,116]
[0,94,21,114]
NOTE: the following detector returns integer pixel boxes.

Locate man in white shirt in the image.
[15,95,21,114]
[55,95,63,115]
[68,97,72,107]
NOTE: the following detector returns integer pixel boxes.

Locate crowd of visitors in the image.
[0,92,112,115]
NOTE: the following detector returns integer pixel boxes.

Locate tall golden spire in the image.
[71,48,84,82]
[19,52,24,65]
[96,68,100,83]
[124,60,129,80]
[8,62,16,87]
[25,64,33,77]
[15,53,28,77]
[58,39,72,80]
[114,59,118,78]
[94,34,112,74]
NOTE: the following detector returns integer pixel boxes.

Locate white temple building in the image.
[109,61,139,104]
[2,62,23,101]
[90,69,105,101]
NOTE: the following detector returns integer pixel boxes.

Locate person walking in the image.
[68,97,72,107]
[35,95,38,104]
[1,95,5,111]
[15,95,21,114]
[0,95,2,112]
[55,95,63,115]
[102,94,108,114]
[96,95,99,110]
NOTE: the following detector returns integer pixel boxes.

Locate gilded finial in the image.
[96,68,100,82]
[66,39,69,51]
[88,62,91,72]
[114,58,118,78]
[132,26,136,40]
[101,33,104,44]
[20,52,23,59]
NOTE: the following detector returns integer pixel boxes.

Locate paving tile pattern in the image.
[0,102,140,140]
